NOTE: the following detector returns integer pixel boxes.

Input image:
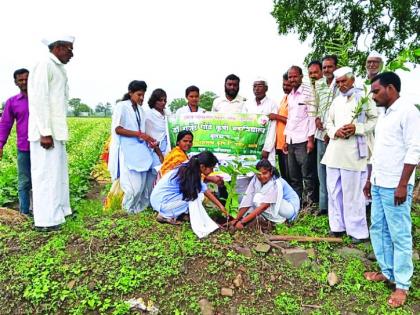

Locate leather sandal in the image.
[388,289,408,308]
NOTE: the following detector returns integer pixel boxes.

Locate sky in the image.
[0,0,418,109]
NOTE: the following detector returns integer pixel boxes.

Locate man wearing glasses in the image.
[366,51,383,81]
[28,35,75,231]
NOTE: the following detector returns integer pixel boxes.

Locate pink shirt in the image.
[284,85,316,144]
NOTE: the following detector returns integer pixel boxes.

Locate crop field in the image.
[0,117,418,314]
[0,117,111,206]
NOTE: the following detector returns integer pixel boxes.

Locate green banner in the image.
[167,112,269,159]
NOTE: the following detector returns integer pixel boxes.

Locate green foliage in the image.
[198,91,217,111]
[168,98,187,113]
[0,118,110,207]
[274,292,301,314]
[218,159,258,217]
[68,98,93,116]
[168,91,217,113]
[272,0,420,74]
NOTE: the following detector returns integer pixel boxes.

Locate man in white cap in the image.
[28,35,75,231]
[366,51,384,80]
[243,77,278,165]
[321,66,378,243]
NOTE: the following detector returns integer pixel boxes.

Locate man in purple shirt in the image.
[0,68,31,215]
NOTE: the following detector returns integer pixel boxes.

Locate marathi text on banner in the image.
[167,112,269,159]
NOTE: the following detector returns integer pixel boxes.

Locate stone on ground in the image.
[282,248,309,267]
[199,299,214,315]
[234,245,252,257]
[327,272,339,286]
[254,243,271,253]
[221,287,234,297]
[233,274,243,287]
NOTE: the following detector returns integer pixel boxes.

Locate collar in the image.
[385,97,402,114]
[291,85,303,95]
[255,96,267,105]
[16,92,28,100]
[223,95,244,103]
[49,52,64,65]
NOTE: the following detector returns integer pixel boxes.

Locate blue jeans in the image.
[370,184,413,290]
[316,140,328,210]
[17,150,32,214]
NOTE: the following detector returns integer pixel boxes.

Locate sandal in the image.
[156,214,182,225]
[388,289,408,308]
[364,271,389,282]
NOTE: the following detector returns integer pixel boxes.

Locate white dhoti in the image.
[30,141,72,227]
[119,148,155,213]
[326,167,369,239]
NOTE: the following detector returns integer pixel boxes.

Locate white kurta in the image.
[243,96,278,165]
[321,93,377,171]
[30,141,71,227]
[145,108,169,157]
[115,101,155,213]
[175,105,205,115]
[239,176,300,223]
[28,53,72,227]
[28,53,69,141]
[321,91,377,239]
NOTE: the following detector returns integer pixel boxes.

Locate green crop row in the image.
[0,117,110,207]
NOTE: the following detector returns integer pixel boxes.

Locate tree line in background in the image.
[272,0,420,74]
[65,90,218,117]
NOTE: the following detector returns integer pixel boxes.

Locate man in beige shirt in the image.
[321,67,377,243]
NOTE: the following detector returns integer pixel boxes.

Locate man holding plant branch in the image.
[321,67,377,243]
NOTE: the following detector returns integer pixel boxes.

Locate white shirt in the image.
[28,53,69,141]
[243,96,278,162]
[212,95,246,113]
[145,108,167,142]
[175,105,205,115]
[371,97,420,187]
[321,93,377,171]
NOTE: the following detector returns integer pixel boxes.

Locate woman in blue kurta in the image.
[113,80,160,213]
[150,151,227,224]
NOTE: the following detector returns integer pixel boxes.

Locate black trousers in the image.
[287,141,317,205]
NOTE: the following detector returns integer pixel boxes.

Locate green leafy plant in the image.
[218,159,258,218]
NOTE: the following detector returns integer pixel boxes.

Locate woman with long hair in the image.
[145,88,169,163]
[110,80,159,213]
[151,151,227,225]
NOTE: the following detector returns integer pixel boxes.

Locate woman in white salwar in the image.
[114,80,160,213]
[150,151,227,225]
[229,159,300,230]
[146,88,170,164]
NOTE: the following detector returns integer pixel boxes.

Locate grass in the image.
[0,194,418,314]
[0,120,418,314]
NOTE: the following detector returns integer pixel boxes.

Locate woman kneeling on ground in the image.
[229,159,300,231]
[151,151,227,225]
